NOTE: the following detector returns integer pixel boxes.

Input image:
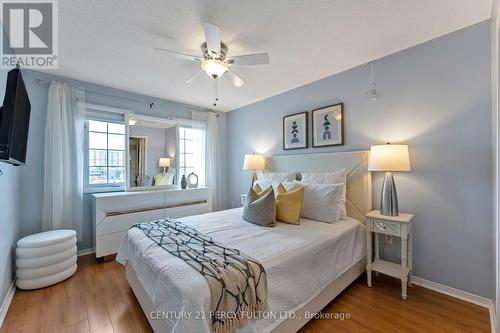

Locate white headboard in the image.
[267,151,372,223]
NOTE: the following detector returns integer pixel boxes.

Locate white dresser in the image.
[92,187,211,258]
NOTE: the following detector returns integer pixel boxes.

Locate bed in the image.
[117,151,372,333]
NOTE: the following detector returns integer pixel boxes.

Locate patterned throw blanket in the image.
[133,219,268,333]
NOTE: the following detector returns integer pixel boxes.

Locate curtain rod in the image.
[34,78,219,115]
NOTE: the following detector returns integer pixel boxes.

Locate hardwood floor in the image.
[1,254,490,333]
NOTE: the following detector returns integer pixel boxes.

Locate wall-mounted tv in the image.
[0,68,31,166]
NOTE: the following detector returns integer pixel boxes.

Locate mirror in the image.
[126,114,178,191]
[129,137,147,186]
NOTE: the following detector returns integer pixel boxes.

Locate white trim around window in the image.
[83,119,127,191]
[83,101,129,192]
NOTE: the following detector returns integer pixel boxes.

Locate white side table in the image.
[365,210,414,300]
[240,194,247,207]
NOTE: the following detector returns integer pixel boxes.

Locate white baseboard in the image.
[77,247,95,256]
[412,276,495,332]
[0,280,16,328]
[489,304,496,333]
[412,276,493,308]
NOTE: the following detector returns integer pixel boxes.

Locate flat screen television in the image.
[0,68,31,166]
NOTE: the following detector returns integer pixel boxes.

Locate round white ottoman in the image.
[16,230,77,290]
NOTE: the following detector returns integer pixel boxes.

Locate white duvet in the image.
[116,208,366,333]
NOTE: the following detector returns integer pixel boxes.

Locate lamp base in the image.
[380,172,399,216]
[250,170,257,188]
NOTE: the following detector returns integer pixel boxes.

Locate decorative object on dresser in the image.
[312,103,344,147]
[243,153,265,186]
[365,210,414,300]
[283,112,308,150]
[16,230,77,290]
[368,143,411,216]
[180,174,187,189]
[187,172,199,188]
[92,187,211,258]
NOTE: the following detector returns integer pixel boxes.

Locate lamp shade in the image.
[368,144,411,172]
[159,157,171,168]
[243,154,265,170]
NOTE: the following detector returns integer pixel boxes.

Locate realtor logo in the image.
[1,0,58,68]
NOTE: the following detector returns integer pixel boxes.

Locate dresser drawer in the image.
[371,219,401,236]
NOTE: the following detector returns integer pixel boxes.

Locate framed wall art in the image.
[283,112,308,150]
[312,103,344,147]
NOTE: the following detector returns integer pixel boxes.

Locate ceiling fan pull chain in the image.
[213,78,217,107]
[215,78,219,103]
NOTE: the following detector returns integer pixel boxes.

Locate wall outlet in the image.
[385,235,393,245]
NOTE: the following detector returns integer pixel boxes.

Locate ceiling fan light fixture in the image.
[201,59,228,78]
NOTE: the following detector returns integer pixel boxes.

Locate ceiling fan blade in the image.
[227,53,270,65]
[186,69,205,84]
[203,23,221,57]
[154,48,202,62]
[224,69,245,87]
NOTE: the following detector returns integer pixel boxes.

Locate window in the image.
[178,125,205,185]
[85,120,126,187]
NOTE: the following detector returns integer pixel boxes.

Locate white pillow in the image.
[297,182,345,223]
[300,169,346,184]
[256,171,297,182]
[300,170,347,218]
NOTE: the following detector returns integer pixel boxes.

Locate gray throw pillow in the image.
[242,188,276,227]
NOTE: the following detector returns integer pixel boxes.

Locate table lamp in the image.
[159,157,170,173]
[368,144,411,216]
[243,154,265,187]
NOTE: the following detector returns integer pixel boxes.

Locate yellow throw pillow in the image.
[253,183,262,193]
[275,183,286,196]
[276,186,304,225]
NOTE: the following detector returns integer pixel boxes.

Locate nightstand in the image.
[365,210,414,300]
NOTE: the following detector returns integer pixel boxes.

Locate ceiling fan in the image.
[155,22,270,107]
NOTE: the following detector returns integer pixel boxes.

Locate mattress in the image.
[116,207,366,333]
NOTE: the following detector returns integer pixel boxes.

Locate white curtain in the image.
[42,82,85,240]
[192,111,222,211]
[206,113,222,211]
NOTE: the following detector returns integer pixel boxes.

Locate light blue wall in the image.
[0,29,20,307]
[0,97,21,308]
[165,127,177,160]
[227,22,493,298]
[18,69,227,251]
[0,162,21,306]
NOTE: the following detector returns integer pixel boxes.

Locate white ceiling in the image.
[47,0,492,111]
